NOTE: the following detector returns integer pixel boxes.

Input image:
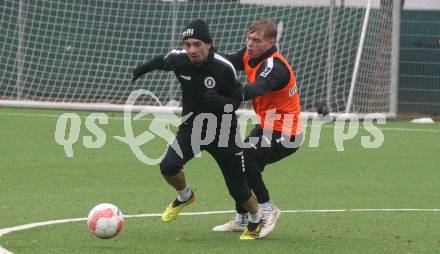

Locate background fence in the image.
[0,0,439,116]
[399,5,440,115]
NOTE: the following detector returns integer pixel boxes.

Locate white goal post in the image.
[0,0,400,118]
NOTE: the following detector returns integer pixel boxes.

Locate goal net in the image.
[0,0,398,117]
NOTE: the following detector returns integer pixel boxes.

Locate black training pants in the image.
[160,126,252,205]
[236,125,303,213]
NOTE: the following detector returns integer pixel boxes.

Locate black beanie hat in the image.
[182,19,212,43]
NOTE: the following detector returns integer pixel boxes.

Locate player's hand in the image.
[317,102,329,117]
[203,89,238,112]
[202,89,220,106]
[132,65,146,82]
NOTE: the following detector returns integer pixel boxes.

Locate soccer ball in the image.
[87,203,124,239]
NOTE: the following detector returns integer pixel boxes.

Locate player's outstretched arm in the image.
[132,55,167,81]
[242,58,289,100]
[225,47,246,71]
[132,50,182,81]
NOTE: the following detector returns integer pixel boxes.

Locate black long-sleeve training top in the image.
[226,46,291,101]
[135,48,242,124]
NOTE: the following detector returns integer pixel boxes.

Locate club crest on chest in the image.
[204,76,216,88]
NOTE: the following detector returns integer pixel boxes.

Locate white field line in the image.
[1,111,439,133]
[1,208,440,254]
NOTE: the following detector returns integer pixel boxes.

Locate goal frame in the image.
[0,0,401,119]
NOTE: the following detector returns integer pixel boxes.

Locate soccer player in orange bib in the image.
[213,19,304,237]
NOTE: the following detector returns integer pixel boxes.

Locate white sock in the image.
[177,186,192,202]
[248,208,262,223]
[234,213,249,224]
[260,201,273,211]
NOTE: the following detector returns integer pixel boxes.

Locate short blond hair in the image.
[247,19,277,41]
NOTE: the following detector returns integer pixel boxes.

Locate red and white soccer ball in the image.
[87,203,124,239]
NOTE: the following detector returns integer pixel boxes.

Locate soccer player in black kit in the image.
[131,19,271,240]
